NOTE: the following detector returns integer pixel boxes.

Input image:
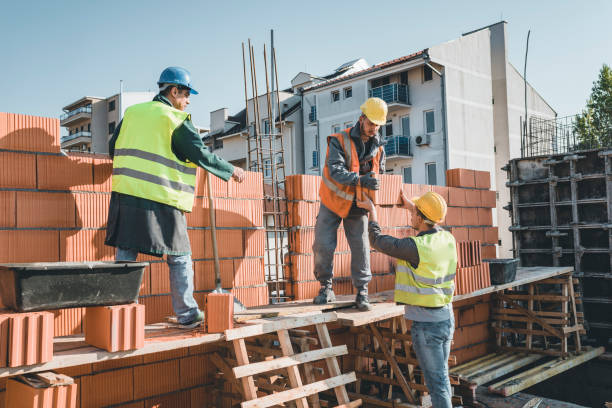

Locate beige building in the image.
[60,92,155,153]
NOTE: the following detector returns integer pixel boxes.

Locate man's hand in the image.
[356,195,378,222]
[359,172,379,190]
[399,189,415,210]
[232,166,245,183]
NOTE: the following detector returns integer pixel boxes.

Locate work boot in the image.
[313,285,336,305]
[355,289,372,311]
[179,310,205,329]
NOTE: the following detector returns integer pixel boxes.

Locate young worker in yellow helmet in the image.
[357,190,457,408]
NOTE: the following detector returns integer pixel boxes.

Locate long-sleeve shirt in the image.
[368,222,453,322]
[105,94,235,256]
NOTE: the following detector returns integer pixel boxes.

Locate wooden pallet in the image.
[492,272,584,357]
[224,312,362,408]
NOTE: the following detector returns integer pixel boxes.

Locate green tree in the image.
[574,64,612,149]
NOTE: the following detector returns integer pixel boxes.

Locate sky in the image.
[1,0,610,130]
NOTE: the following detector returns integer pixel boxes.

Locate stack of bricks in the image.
[286,174,411,300]
[445,168,498,259]
[455,241,492,295]
[451,295,494,364]
[0,112,269,336]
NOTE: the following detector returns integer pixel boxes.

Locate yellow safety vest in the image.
[112,101,197,212]
[395,231,457,307]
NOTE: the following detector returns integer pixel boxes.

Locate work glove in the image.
[359,172,379,190]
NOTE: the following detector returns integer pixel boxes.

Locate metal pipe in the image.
[242,42,252,170]
[524,30,531,158]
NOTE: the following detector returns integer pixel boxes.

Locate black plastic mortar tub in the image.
[483,258,519,285]
[0,261,147,312]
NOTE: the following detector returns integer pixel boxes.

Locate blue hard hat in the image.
[157,66,199,95]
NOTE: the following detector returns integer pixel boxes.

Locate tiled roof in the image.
[303,50,427,92]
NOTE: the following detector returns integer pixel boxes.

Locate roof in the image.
[62,96,104,112]
[303,50,428,92]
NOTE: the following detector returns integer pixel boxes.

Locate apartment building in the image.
[60,92,155,153]
[300,21,556,257]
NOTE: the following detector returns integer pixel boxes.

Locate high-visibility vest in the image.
[112,101,198,212]
[394,230,457,307]
[319,128,383,218]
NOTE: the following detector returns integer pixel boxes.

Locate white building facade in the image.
[300,22,556,257]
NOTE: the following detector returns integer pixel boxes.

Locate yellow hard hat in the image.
[412,191,447,224]
[360,97,388,126]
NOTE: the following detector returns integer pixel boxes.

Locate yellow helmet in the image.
[360,97,388,126]
[412,191,447,224]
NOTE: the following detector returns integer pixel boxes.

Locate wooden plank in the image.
[527,283,534,349]
[500,294,570,302]
[233,345,348,379]
[450,353,505,376]
[298,341,321,408]
[491,308,572,318]
[355,372,429,392]
[333,400,362,408]
[277,329,309,408]
[226,312,337,340]
[369,324,417,404]
[493,326,559,337]
[349,326,412,342]
[33,372,74,386]
[464,354,546,385]
[233,338,258,401]
[336,304,405,327]
[567,274,581,352]
[488,347,604,396]
[241,373,356,408]
[452,352,524,378]
[496,298,564,338]
[338,391,423,408]
[492,314,569,326]
[316,323,351,405]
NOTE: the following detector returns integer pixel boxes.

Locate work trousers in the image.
[411,316,454,408]
[312,203,371,290]
[116,248,200,325]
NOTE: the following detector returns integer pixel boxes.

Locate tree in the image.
[573,64,612,149]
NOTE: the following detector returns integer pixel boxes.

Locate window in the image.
[400,72,408,85]
[262,119,270,134]
[426,162,437,185]
[331,90,340,102]
[332,124,341,134]
[425,110,435,133]
[401,116,410,137]
[264,159,271,178]
[108,122,116,135]
[87,123,91,132]
[108,100,115,111]
[371,76,390,88]
[424,65,433,82]
[344,121,352,129]
[213,137,223,150]
[402,167,412,183]
[380,120,393,137]
[309,105,317,122]
[312,150,319,168]
[343,87,352,99]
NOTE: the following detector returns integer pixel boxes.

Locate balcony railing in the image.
[60,105,92,121]
[368,83,410,105]
[384,135,411,157]
[61,131,92,144]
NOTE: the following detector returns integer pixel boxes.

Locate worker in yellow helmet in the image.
[313,97,387,311]
[357,190,457,407]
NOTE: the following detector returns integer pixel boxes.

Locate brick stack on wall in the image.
[0,112,268,333]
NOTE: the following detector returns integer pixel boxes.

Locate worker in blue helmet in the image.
[105,66,245,329]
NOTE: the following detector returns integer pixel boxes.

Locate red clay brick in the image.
[134,360,180,400]
[289,201,320,227]
[216,230,244,258]
[60,229,114,262]
[53,308,84,337]
[0,230,59,263]
[85,304,145,352]
[214,198,252,228]
[37,155,94,190]
[179,354,210,388]
[81,367,134,408]
[431,185,449,203]
[145,390,190,408]
[6,376,77,408]
[461,208,478,226]
[140,295,173,324]
[0,113,61,153]
[228,171,263,199]
[17,191,76,228]
[5,311,54,367]
[195,169,228,197]
[185,197,210,227]
[450,227,469,242]
[482,245,497,259]
[480,190,496,208]
[235,258,265,287]
[231,285,269,307]
[0,151,37,189]
[474,170,491,190]
[150,262,171,295]
[0,191,15,227]
[74,193,110,228]
[286,174,320,201]
[445,207,462,226]
[446,168,476,188]
[464,189,481,207]
[92,157,113,192]
[484,227,499,245]
[477,208,493,226]
[468,227,485,242]
[92,355,143,372]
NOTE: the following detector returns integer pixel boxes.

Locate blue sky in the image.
[1,1,610,128]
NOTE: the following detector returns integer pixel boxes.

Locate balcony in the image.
[61,131,92,149]
[60,105,92,126]
[368,83,410,110]
[384,135,411,158]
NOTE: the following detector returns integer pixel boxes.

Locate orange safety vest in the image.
[319,128,383,218]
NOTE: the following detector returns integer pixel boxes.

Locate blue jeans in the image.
[116,248,200,324]
[411,316,454,408]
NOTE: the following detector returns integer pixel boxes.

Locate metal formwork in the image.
[506,148,612,346]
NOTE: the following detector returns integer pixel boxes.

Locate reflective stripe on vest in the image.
[394,230,457,307]
[319,128,382,219]
[111,101,197,212]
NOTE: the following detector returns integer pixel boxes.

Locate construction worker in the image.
[357,190,456,407]
[105,67,245,329]
[312,97,387,311]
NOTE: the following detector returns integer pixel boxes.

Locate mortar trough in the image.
[0,262,147,312]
